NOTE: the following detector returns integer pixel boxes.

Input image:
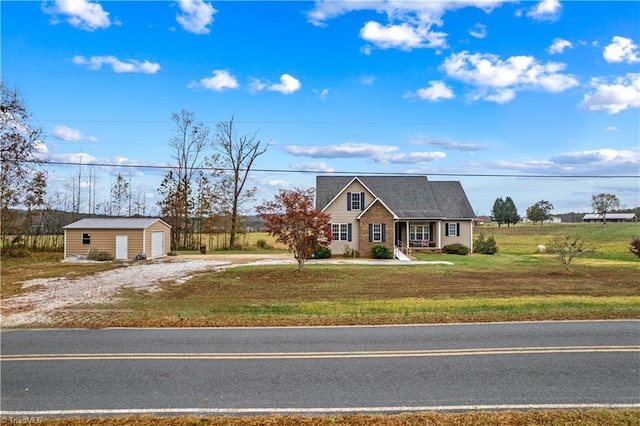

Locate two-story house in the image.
[316,175,475,258]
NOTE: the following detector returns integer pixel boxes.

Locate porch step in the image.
[394,247,411,261]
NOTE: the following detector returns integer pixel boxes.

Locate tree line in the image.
[491,193,625,226]
[1,81,268,253]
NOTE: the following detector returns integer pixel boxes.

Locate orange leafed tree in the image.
[256,188,332,271]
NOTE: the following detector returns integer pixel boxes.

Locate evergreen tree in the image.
[503,196,520,227]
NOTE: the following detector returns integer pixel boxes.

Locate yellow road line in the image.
[1,346,638,361]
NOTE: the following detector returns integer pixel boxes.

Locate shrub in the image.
[443,243,469,255]
[474,232,499,255]
[256,238,272,249]
[630,237,640,258]
[314,246,331,259]
[2,247,30,258]
[87,249,114,261]
[371,245,393,259]
[547,235,595,270]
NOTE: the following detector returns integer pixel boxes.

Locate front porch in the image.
[394,221,444,259]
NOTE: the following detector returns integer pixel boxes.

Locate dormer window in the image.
[347,192,365,211]
[351,192,361,210]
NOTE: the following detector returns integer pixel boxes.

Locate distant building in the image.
[521,216,562,224]
[582,213,638,223]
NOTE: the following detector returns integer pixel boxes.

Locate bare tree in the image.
[158,110,211,249]
[110,172,130,217]
[213,116,267,249]
[1,81,48,250]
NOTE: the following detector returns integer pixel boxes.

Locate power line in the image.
[38,119,461,126]
[34,160,640,179]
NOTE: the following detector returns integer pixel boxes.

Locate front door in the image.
[115,235,128,260]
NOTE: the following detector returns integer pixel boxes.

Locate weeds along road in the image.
[1,321,639,417]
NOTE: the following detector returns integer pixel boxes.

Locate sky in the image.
[2,0,639,217]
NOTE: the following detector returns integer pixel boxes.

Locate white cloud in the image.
[306,2,506,52]
[407,136,484,152]
[479,148,639,176]
[189,70,239,91]
[410,80,455,101]
[285,143,395,158]
[580,73,640,114]
[290,161,334,172]
[313,88,330,100]
[551,149,638,172]
[603,36,640,64]
[359,75,376,85]
[268,74,301,94]
[72,55,160,73]
[284,142,445,164]
[35,140,49,154]
[468,23,487,39]
[526,0,562,21]
[360,21,448,51]
[248,77,267,93]
[176,0,216,35]
[307,1,505,27]
[605,126,619,132]
[548,38,573,54]
[441,51,578,103]
[375,151,446,164]
[42,0,111,31]
[52,125,97,142]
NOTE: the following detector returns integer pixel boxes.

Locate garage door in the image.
[151,231,164,258]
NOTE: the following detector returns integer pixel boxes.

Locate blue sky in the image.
[3,0,639,216]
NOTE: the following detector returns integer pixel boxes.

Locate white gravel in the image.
[1,259,233,327]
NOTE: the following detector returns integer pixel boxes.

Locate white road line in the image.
[2,403,640,417]
[1,345,638,362]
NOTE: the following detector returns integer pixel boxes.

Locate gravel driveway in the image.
[1,255,294,328]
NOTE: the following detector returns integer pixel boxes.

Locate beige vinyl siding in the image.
[144,221,171,257]
[65,229,144,260]
[323,180,374,254]
[440,221,474,252]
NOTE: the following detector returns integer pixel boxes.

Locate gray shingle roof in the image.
[63,218,168,229]
[316,175,475,219]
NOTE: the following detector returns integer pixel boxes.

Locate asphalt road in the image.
[1,321,639,417]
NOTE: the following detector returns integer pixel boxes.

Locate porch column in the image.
[437,222,441,249]
[406,221,409,245]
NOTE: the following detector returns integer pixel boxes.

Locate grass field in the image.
[17,222,632,328]
[2,223,639,424]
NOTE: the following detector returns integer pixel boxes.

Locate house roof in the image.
[316,175,475,219]
[63,218,170,229]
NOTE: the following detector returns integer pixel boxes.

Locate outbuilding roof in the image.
[582,213,637,220]
[63,218,170,229]
[316,175,475,219]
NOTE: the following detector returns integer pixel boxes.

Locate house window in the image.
[372,223,382,242]
[82,233,91,245]
[447,223,460,237]
[347,192,365,211]
[410,225,430,241]
[351,192,361,210]
[332,223,351,241]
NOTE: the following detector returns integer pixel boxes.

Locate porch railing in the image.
[396,240,411,258]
